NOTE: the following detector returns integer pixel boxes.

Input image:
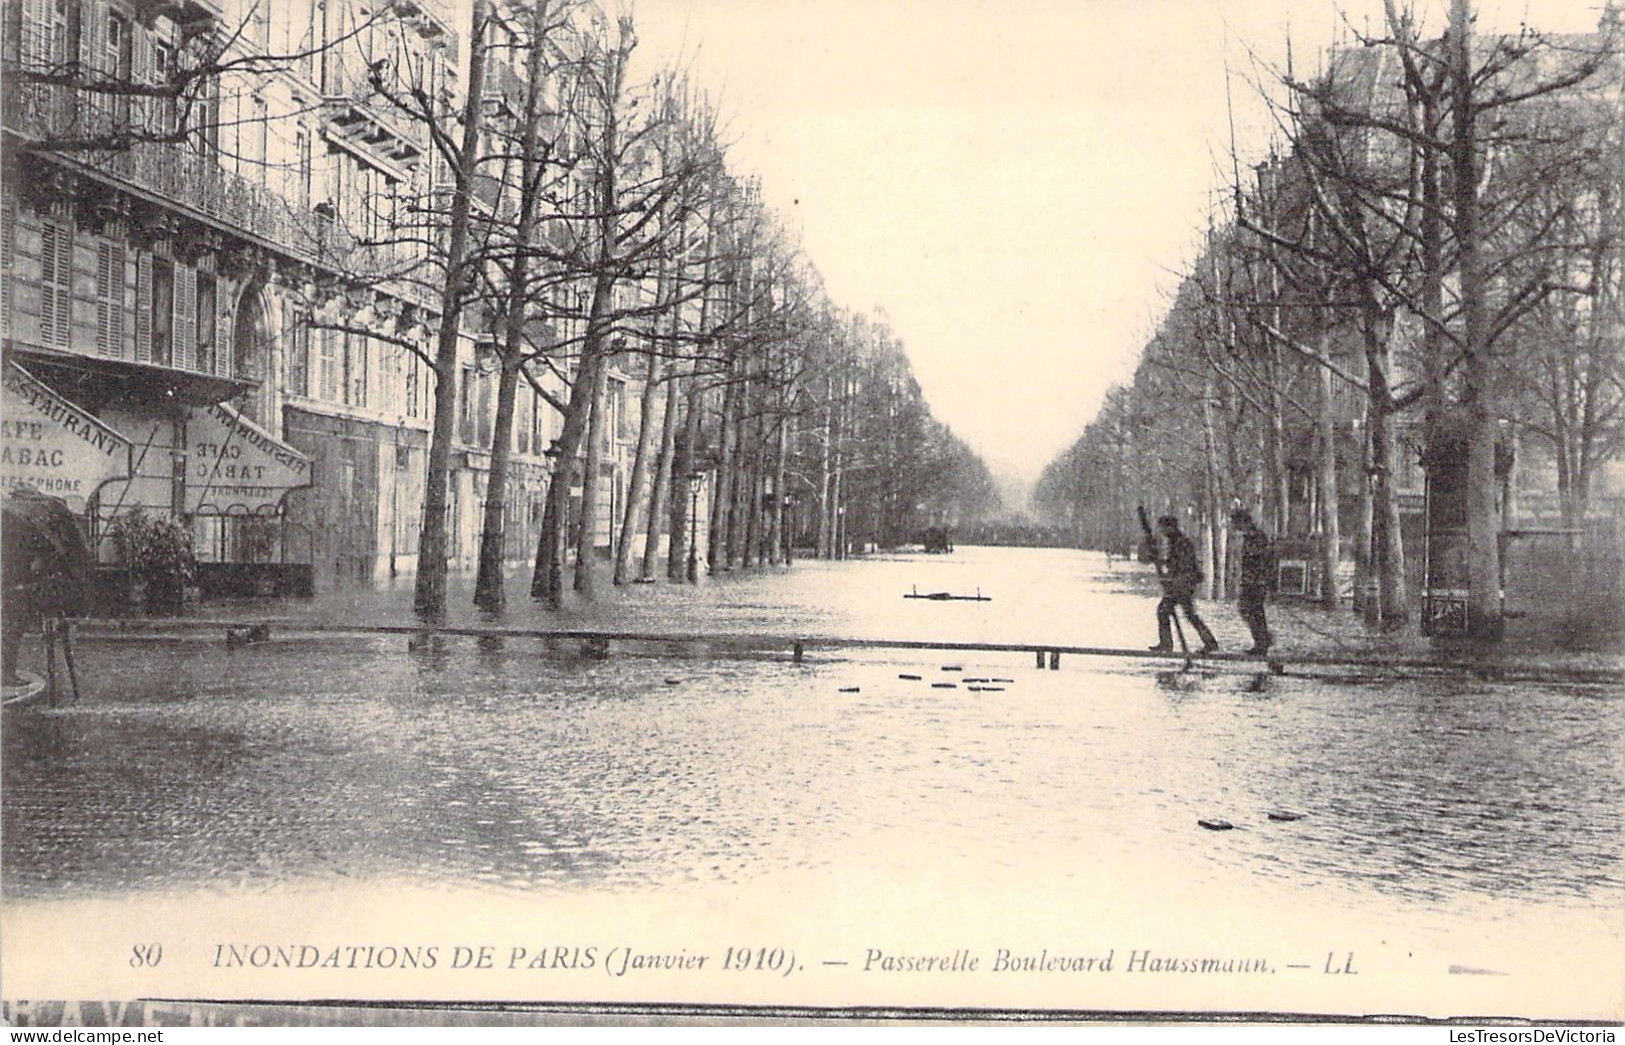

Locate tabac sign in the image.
[185,401,312,514]
[2,361,134,510]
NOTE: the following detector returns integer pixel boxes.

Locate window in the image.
[151,257,173,365]
[344,332,368,407]
[172,263,197,369]
[195,272,216,374]
[95,240,124,357]
[295,129,313,207]
[195,77,220,156]
[398,351,412,416]
[38,219,72,349]
[459,366,475,443]
[248,1,270,47]
[516,387,530,454]
[476,367,492,448]
[285,308,309,397]
[44,0,71,66]
[105,11,128,76]
[317,327,338,400]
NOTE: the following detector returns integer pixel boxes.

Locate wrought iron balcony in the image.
[3,84,435,310]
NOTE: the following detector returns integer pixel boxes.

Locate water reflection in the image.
[2,549,1621,926]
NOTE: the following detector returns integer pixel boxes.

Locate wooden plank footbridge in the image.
[68,618,1625,688]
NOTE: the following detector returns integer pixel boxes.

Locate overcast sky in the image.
[626,0,1607,494]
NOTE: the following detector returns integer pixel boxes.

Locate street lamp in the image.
[687,470,704,583]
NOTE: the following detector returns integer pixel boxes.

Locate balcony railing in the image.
[4,84,435,309]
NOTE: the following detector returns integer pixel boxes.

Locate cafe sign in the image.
[185,401,312,514]
[1,361,134,510]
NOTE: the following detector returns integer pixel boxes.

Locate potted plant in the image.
[106,510,197,615]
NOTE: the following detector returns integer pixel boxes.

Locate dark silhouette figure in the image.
[1149,515,1218,654]
[3,487,90,685]
[1231,508,1276,655]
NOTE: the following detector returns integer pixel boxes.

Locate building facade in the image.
[1,0,659,597]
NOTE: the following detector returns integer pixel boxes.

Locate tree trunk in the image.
[413,0,489,621]
[1450,0,1502,640]
[668,374,702,581]
[1200,372,1223,598]
[473,5,554,611]
[769,411,788,565]
[1354,398,1375,622]
[531,352,600,605]
[473,360,521,610]
[614,347,665,585]
[573,360,609,593]
[710,361,738,570]
[1316,343,1343,609]
[1364,310,1408,624]
[816,362,835,558]
[640,364,682,581]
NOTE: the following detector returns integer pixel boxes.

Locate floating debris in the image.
[899,674,922,681]
[905,586,991,602]
[991,678,1014,684]
[225,624,271,647]
[1266,810,1305,822]
[931,682,958,689]
[664,679,681,686]
[941,665,963,672]
[1198,819,1235,831]
[838,686,860,693]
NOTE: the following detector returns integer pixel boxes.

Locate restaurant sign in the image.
[1,361,134,510]
[185,401,312,514]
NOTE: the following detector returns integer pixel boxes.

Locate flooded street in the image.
[4,547,1622,1017]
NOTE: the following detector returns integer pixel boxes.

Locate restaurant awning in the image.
[1,361,134,512]
[184,401,313,515]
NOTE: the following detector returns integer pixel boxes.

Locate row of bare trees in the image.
[393,1,1000,617]
[1034,1,1621,639]
[3,0,1002,619]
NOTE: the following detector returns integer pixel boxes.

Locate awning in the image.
[7,343,252,408]
[185,401,313,515]
[2,361,134,511]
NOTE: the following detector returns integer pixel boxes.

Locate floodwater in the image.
[3,547,1622,1015]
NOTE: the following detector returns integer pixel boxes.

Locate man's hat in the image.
[1230,507,1252,526]
[1156,515,1178,530]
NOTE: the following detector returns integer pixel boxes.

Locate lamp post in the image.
[687,470,704,583]
[781,493,794,565]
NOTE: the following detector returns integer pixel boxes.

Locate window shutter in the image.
[39,220,73,349]
[130,22,153,134]
[1,200,14,339]
[216,287,234,377]
[134,252,152,362]
[81,2,107,133]
[319,327,337,400]
[22,0,50,66]
[173,262,197,370]
[95,240,125,357]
